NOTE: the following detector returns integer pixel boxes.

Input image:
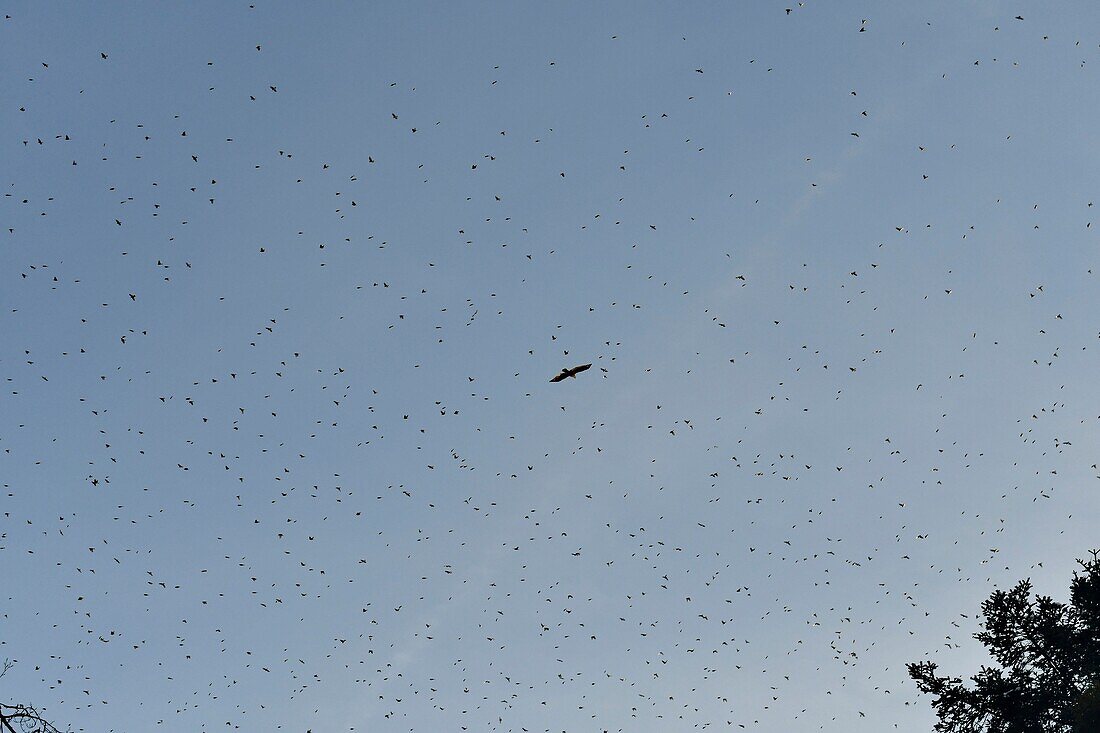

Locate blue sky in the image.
[3,2,1100,731]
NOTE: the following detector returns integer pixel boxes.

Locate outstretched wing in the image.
[550,364,592,382]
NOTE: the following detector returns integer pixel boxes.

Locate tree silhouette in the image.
[908,550,1100,732]
[0,661,67,733]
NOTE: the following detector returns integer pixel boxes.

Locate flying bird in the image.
[549,363,592,382]
[0,9,1089,733]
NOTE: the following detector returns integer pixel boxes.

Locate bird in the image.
[549,363,592,382]
[1,7,1093,733]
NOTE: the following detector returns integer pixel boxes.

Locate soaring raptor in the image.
[549,363,592,383]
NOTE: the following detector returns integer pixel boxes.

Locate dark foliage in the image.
[909,550,1100,732]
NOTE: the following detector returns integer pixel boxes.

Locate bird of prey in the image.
[549,363,592,382]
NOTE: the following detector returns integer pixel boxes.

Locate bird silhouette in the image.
[549,363,593,382]
[0,6,1094,733]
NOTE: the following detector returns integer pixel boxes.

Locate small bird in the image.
[549,363,592,382]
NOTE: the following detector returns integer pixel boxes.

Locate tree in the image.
[0,661,67,733]
[908,550,1100,733]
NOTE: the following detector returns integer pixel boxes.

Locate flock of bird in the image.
[2,5,1099,732]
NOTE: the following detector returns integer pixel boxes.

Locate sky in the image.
[2,2,1100,731]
